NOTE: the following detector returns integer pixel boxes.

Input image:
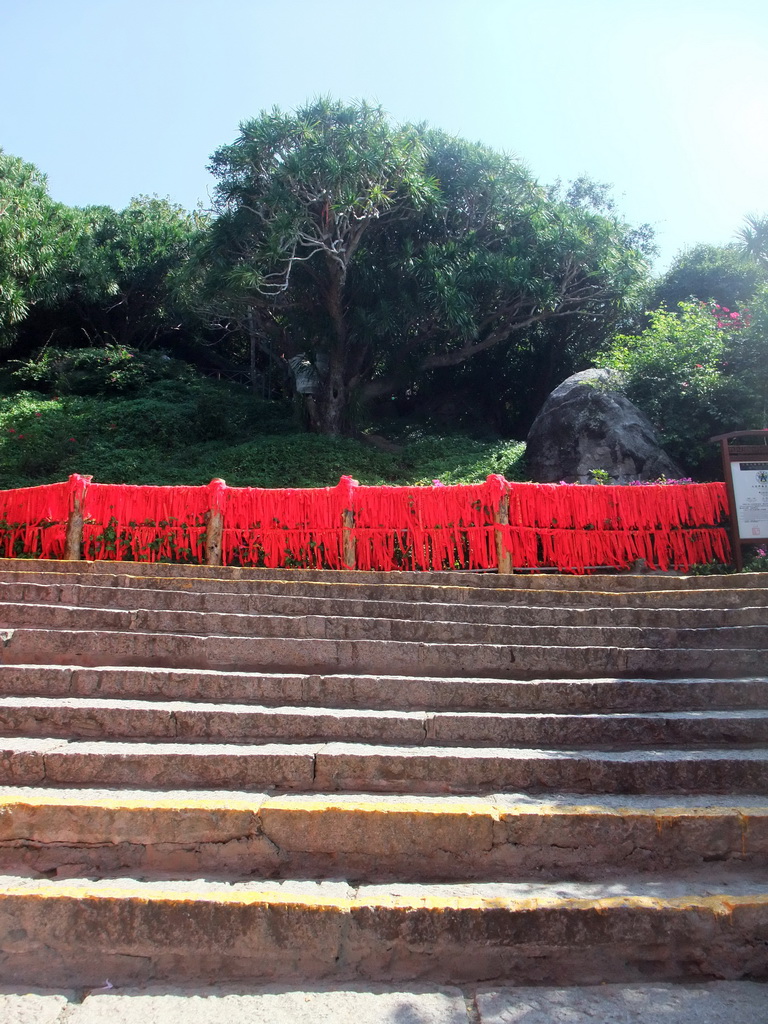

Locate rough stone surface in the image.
[68,985,468,1023]
[1,982,767,1024]
[5,624,767,679]
[0,789,766,881]
[0,987,72,1023]
[475,981,768,1022]
[1,872,767,986]
[526,368,684,483]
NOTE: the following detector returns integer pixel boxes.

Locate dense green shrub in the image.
[11,346,198,396]
[0,385,526,489]
[596,301,758,473]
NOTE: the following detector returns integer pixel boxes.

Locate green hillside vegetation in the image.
[0,361,525,489]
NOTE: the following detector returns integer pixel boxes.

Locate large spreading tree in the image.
[0,150,74,345]
[204,99,649,435]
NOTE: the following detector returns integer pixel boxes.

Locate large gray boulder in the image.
[526,368,683,483]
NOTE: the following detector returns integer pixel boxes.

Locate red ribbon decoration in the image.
[0,477,731,574]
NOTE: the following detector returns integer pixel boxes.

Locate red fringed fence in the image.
[0,481,69,560]
[0,473,732,574]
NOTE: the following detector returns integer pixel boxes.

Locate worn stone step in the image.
[3,556,765,592]
[4,600,768,650]
[2,626,766,678]
[0,870,766,986]
[3,580,767,626]
[6,570,767,615]
[1,788,766,881]
[1,697,767,748]
[1,736,767,793]
[3,665,767,712]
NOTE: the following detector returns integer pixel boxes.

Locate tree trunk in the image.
[317,262,350,435]
[319,357,347,436]
[247,307,258,393]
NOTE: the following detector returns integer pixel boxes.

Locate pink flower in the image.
[35,412,41,417]
[730,312,739,319]
[69,437,76,442]
[7,428,15,433]
[695,364,703,368]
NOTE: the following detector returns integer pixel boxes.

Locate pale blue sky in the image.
[2,0,767,268]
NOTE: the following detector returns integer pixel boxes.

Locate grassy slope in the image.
[0,382,526,489]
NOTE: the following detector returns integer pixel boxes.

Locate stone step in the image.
[1,788,766,882]
[0,870,766,986]
[1,696,767,748]
[3,580,766,627]
[3,557,766,592]
[3,665,767,712]
[2,736,767,793]
[3,626,766,678]
[0,562,763,992]
[4,599,768,650]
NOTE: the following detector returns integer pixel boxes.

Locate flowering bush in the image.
[597,297,766,475]
[745,547,768,572]
[711,304,750,330]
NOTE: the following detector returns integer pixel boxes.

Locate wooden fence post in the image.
[495,489,513,575]
[64,474,92,561]
[205,478,227,566]
[338,475,358,570]
[342,508,356,569]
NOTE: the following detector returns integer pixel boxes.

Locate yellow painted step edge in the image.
[1,792,768,820]
[1,881,767,916]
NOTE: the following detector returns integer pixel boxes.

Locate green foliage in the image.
[396,436,527,486]
[728,283,768,427]
[65,197,206,350]
[0,150,73,343]
[0,381,525,489]
[596,300,764,473]
[738,214,768,269]
[10,346,199,396]
[650,244,765,311]
[201,102,649,434]
[690,546,768,575]
[744,547,768,572]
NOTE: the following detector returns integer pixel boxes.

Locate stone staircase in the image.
[0,557,766,987]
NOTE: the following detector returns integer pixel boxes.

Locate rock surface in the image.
[2,982,768,1023]
[525,368,683,483]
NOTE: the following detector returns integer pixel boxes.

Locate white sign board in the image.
[730,461,768,540]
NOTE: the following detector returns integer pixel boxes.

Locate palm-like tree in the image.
[738,214,768,268]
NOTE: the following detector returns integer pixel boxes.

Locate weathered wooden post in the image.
[495,490,513,574]
[342,508,356,569]
[338,475,358,570]
[488,474,513,575]
[64,474,92,561]
[205,478,227,567]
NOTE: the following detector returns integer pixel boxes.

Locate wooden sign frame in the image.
[710,429,768,571]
